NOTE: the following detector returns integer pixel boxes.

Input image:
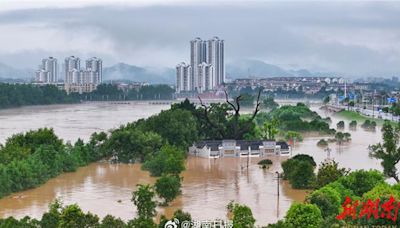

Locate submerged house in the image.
[189,140,291,158]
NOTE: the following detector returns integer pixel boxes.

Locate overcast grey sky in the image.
[0,0,399,77]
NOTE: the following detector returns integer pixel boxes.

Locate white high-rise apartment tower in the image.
[207,37,224,86]
[42,57,58,83]
[64,56,80,84]
[176,37,224,93]
[176,62,192,93]
[86,57,103,84]
[198,62,215,93]
[190,37,207,91]
[35,57,58,84]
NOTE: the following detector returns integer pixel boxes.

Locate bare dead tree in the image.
[236,89,262,138]
[198,96,226,138]
[198,89,262,139]
[224,90,242,116]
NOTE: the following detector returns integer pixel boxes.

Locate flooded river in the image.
[0,102,384,225]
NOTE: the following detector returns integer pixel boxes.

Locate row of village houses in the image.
[189,140,291,158]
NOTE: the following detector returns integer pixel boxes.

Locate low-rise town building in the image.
[189,140,291,158]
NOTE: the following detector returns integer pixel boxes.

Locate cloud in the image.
[0,1,399,77]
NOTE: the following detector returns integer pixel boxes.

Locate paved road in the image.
[332,104,400,122]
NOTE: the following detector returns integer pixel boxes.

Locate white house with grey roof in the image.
[189,140,291,158]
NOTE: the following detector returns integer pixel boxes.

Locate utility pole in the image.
[275,171,280,198]
[247,146,250,170]
[325,147,332,161]
[372,90,375,118]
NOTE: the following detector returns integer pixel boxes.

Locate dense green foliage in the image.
[232,204,256,228]
[173,98,259,140]
[0,129,105,198]
[260,119,279,140]
[370,121,400,182]
[257,159,273,166]
[142,145,185,177]
[239,93,255,107]
[281,154,316,189]
[258,159,272,169]
[315,160,349,188]
[317,139,328,147]
[256,103,335,134]
[0,83,79,109]
[262,96,279,110]
[0,196,194,228]
[349,120,357,129]
[106,128,163,163]
[135,108,199,150]
[338,169,385,197]
[361,119,377,130]
[0,83,175,110]
[334,132,351,144]
[90,84,174,101]
[132,184,157,220]
[284,131,303,143]
[307,186,341,218]
[269,157,391,227]
[336,121,345,129]
[284,203,323,228]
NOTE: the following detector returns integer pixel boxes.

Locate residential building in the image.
[35,69,50,83]
[64,56,103,94]
[176,37,225,93]
[190,37,207,91]
[64,56,80,84]
[86,57,103,84]
[207,36,224,86]
[198,62,215,93]
[34,57,58,84]
[176,62,192,93]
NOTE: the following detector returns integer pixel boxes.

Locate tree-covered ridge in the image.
[89,84,174,100]
[0,83,175,110]
[0,84,79,109]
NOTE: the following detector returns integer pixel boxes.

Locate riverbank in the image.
[334,110,396,126]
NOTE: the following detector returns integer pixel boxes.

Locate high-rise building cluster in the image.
[35,57,58,84]
[34,56,103,93]
[176,37,224,93]
[64,56,103,94]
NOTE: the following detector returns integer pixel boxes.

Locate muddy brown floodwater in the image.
[0,102,384,226]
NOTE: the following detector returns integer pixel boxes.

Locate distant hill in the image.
[0,60,339,84]
[289,69,314,77]
[0,62,32,79]
[226,59,293,79]
[103,63,175,84]
[226,59,337,79]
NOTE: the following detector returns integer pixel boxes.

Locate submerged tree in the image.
[261,119,279,140]
[262,96,279,110]
[370,121,400,182]
[315,160,349,188]
[231,204,256,228]
[131,184,157,219]
[154,175,182,206]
